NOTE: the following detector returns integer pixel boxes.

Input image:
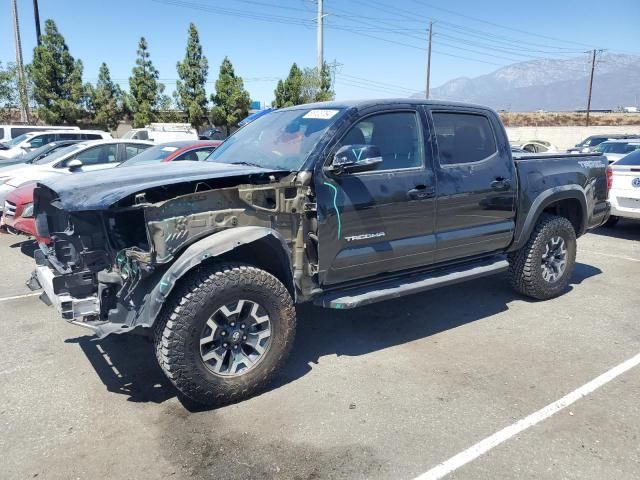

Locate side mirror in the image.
[325,144,383,175]
[21,142,32,149]
[67,159,83,171]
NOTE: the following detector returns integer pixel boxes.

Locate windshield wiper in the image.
[229,161,266,168]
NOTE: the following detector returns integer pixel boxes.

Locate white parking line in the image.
[414,352,640,480]
[0,292,40,302]
[580,250,640,262]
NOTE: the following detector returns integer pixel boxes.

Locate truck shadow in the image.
[66,262,601,410]
[587,220,640,241]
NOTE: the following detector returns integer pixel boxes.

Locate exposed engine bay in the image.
[32,169,318,337]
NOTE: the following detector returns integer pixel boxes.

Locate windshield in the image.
[206,107,345,170]
[32,144,82,165]
[22,143,61,162]
[595,142,640,154]
[5,133,33,147]
[121,144,179,165]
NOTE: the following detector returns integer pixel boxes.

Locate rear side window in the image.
[11,127,34,137]
[0,127,4,139]
[123,143,151,160]
[432,112,497,165]
[58,133,82,140]
[615,150,640,166]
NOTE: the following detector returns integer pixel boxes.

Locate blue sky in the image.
[2,0,639,105]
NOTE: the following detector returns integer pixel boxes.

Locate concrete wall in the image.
[505,126,640,150]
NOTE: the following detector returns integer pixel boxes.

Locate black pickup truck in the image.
[30,100,610,405]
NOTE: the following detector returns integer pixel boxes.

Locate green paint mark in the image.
[323,181,341,240]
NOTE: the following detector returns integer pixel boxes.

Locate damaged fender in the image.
[96,226,294,338]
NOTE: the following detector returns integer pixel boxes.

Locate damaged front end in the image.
[30,167,318,338]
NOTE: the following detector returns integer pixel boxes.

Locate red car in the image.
[1,182,49,243]
[119,140,222,166]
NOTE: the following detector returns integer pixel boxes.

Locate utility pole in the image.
[585,49,597,127]
[12,0,30,123]
[425,21,433,99]
[33,0,42,46]
[316,0,324,74]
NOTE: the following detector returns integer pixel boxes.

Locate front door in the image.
[316,108,437,286]
[429,108,516,263]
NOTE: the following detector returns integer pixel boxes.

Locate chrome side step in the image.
[315,257,509,309]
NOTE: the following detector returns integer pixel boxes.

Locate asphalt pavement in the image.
[0,222,639,480]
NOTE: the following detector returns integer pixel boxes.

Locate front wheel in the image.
[508,214,577,300]
[155,263,296,406]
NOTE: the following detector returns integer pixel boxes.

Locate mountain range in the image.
[417,53,640,111]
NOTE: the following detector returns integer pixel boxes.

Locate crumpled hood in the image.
[37,161,284,211]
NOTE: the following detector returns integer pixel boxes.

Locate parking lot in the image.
[0,222,638,480]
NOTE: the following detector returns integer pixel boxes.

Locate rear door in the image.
[316,106,437,285]
[429,108,516,263]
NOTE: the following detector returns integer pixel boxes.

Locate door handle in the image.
[408,185,435,200]
[490,178,511,191]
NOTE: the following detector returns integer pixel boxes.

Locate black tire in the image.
[603,215,619,228]
[154,263,296,406]
[508,214,577,300]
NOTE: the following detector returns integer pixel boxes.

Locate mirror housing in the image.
[21,142,32,149]
[67,159,83,171]
[326,144,383,175]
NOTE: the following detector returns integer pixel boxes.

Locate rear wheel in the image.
[508,214,577,300]
[155,263,296,406]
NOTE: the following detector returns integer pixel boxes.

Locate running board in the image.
[315,257,509,309]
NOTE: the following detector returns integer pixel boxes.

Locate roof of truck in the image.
[279,98,496,111]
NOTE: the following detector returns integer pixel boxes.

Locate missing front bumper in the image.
[33,265,100,321]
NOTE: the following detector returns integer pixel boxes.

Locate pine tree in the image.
[315,61,334,102]
[175,23,208,128]
[210,57,251,136]
[129,37,165,128]
[0,62,19,122]
[273,63,303,108]
[28,19,85,124]
[88,63,123,131]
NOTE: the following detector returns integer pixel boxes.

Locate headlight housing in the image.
[21,202,34,218]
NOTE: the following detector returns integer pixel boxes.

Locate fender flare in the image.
[510,185,588,251]
[133,226,293,329]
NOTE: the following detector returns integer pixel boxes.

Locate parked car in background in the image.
[123,123,198,142]
[199,128,226,140]
[510,140,558,154]
[119,140,222,166]
[0,182,49,243]
[0,140,84,168]
[594,139,640,163]
[0,139,153,213]
[605,149,640,227]
[0,124,79,145]
[567,134,640,154]
[0,130,112,160]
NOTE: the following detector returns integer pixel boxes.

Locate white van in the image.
[123,123,198,142]
[0,130,112,160]
[0,124,79,144]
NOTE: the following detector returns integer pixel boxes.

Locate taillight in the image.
[606,166,613,195]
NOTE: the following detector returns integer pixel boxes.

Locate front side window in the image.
[27,134,55,149]
[335,111,424,171]
[74,144,118,165]
[207,107,345,171]
[432,112,497,165]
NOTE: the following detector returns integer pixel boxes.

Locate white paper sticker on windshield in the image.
[161,146,179,152]
[303,109,340,120]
